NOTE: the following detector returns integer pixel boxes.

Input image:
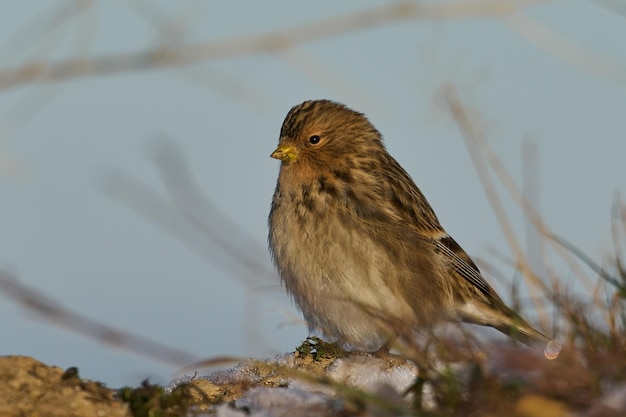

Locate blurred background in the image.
[0,0,624,388]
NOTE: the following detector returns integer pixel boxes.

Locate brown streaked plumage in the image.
[268,99,558,354]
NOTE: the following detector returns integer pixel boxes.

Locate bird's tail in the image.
[492,313,563,360]
[458,302,562,359]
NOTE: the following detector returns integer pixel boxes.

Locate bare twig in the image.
[99,139,276,289]
[0,0,544,91]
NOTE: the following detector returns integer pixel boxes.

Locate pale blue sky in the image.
[0,1,624,387]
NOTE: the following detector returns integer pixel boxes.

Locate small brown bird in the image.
[269,99,557,354]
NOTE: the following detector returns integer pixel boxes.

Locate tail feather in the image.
[491,314,552,346]
[456,301,560,352]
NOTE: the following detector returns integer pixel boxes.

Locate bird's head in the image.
[271,100,385,171]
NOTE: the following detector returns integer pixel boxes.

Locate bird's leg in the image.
[369,340,394,358]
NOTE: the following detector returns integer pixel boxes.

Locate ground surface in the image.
[0,355,129,417]
[1,340,623,417]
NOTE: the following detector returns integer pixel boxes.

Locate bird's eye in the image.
[308,135,321,145]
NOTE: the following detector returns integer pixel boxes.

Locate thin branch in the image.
[99,139,277,289]
[0,0,544,91]
[0,270,199,367]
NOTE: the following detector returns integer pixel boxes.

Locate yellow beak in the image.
[270,145,298,162]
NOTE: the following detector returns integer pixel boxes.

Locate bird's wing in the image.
[336,154,502,304]
[433,235,501,301]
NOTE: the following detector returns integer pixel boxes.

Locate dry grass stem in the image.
[439,84,552,331]
[0,270,199,367]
